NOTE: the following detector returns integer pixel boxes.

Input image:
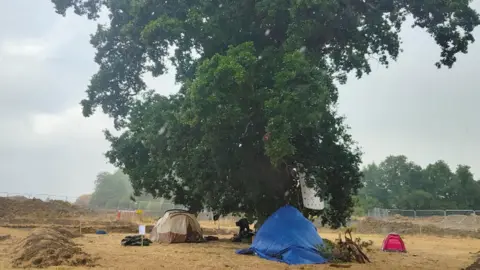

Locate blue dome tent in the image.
[236,205,328,265]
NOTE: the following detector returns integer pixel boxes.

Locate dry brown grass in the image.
[0,226,477,269]
[200,220,238,229]
[1,197,475,269]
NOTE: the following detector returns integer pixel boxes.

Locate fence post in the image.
[444,210,447,230]
[475,211,478,232]
[413,210,416,219]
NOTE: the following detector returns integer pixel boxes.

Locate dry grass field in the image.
[0,225,478,269]
[0,198,479,269]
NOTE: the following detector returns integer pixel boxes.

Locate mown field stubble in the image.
[0,198,479,269]
[0,225,479,269]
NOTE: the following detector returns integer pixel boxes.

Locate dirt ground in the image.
[381,214,480,232]
[355,217,480,238]
[0,226,478,270]
[0,197,90,220]
[0,198,478,269]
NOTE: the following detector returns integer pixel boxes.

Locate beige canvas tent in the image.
[150,209,204,243]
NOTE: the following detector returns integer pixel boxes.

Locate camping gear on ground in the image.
[237,205,328,265]
[204,236,219,241]
[95,230,107,234]
[232,218,255,243]
[150,209,204,243]
[232,232,255,243]
[381,233,406,252]
[232,230,255,243]
[121,235,153,246]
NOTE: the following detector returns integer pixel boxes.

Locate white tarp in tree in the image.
[299,173,325,210]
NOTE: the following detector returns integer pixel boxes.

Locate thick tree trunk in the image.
[249,157,300,230]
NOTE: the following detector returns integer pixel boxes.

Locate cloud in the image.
[31,105,110,139]
[0,102,115,199]
[1,0,480,201]
[0,40,47,58]
[338,12,480,174]
[0,1,113,198]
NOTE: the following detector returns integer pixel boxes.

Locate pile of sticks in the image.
[331,229,372,263]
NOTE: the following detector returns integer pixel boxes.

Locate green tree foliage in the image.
[352,195,381,216]
[51,0,479,228]
[89,170,133,208]
[89,170,173,211]
[358,155,480,212]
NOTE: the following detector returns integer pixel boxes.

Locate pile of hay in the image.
[464,259,480,270]
[463,253,480,270]
[11,228,95,268]
[465,259,480,270]
[317,229,373,264]
[52,227,82,238]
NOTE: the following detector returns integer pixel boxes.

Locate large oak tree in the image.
[51,0,479,228]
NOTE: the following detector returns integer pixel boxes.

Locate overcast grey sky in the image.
[0,1,479,199]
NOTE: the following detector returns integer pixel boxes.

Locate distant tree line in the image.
[354,155,480,215]
[76,170,175,212]
[79,156,480,217]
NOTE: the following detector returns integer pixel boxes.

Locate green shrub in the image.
[316,238,335,260]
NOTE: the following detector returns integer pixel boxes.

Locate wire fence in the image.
[6,192,480,233]
[367,208,480,232]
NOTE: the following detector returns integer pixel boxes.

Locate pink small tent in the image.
[381,233,406,252]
